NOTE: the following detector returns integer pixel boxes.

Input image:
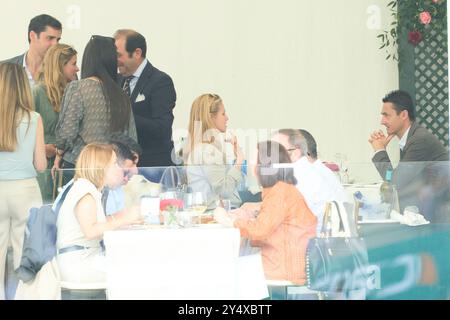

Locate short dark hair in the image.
[298,129,318,160]
[114,29,147,58]
[109,133,142,163]
[28,14,62,43]
[256,141,297,188]
[382,90,416,121]
[277,128,308,156]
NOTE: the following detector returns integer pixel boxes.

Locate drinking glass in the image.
[192,192,207,214]
[216,199,232,211]
[183,192,206,224]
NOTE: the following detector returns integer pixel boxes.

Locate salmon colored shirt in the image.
[234,181,317,284]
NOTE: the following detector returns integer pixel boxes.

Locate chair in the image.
[60,281,107,300]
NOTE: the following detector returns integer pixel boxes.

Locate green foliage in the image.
[378,0,447,62]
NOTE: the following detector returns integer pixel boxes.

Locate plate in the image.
[193,223,225,228]
[125,223,163,230]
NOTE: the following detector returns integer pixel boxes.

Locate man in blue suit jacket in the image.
[114,29,176,182]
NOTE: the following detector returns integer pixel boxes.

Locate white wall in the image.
[0,0,399,183]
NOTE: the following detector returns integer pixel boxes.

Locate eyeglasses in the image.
[123,169,133,180]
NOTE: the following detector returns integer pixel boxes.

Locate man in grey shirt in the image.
[3,14,62,86]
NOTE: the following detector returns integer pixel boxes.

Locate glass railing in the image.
[3,160,450,300]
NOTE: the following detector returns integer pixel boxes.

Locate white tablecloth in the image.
[104,226,268,300]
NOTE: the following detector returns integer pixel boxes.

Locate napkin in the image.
[390,209,430,226]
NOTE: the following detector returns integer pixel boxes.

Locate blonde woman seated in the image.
[183,93,245,210]
[56,143,142,286]
[215,141,317,285]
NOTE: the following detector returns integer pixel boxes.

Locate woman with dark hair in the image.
[215,141,317,285]
[54,35,137,185]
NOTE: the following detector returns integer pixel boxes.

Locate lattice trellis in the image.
[414,29,449,147]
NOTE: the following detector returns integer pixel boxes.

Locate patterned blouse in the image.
[56,79,137,165]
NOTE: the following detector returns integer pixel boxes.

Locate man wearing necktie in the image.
[122,75,134,98]
[368,90,448,220]
[114,29,176,182]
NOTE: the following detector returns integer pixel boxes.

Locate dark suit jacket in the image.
[372,121,449,216]
[122,60,177,167]
[2,53,25,65]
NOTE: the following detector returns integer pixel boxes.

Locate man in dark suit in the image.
[114,29,176,182]
[369,90,449,220]
[3,14,62,86]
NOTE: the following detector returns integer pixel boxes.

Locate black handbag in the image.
[306,201,369,291]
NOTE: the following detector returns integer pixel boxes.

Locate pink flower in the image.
[408,30,423,45]
[432,0,439,3]
[419,11,432,25]
[160,199,183,211]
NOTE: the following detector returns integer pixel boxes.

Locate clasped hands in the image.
[368,130,395,152]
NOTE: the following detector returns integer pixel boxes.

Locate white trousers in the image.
[0,178,42,300]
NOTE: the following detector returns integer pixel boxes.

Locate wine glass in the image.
[192,192,207,213]
[216,198,232,211]
[335,153,350,184]
[184,192,207,224]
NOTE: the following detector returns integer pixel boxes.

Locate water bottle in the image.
[140,188,160,224]
[353,191,371,209]
[353,191,372,221]
[380,170,394,204]
[238,160,247,191]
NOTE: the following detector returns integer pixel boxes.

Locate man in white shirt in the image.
[271,129,335,233]
[299,129,347,203]
[3,14,62,86]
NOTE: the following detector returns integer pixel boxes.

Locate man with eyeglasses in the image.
[271,129,335,233]
[102,134,142,215]
[299,129,347,203]
[53,134,142,217]
[3,14,62,87]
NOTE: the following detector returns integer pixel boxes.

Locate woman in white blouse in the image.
[183,93,245,210]
[56,143,142,286]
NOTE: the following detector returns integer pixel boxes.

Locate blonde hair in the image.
[184,93,223,159]
[0,63,34,151]
[74,143,115,189]
[36,44,77,112]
